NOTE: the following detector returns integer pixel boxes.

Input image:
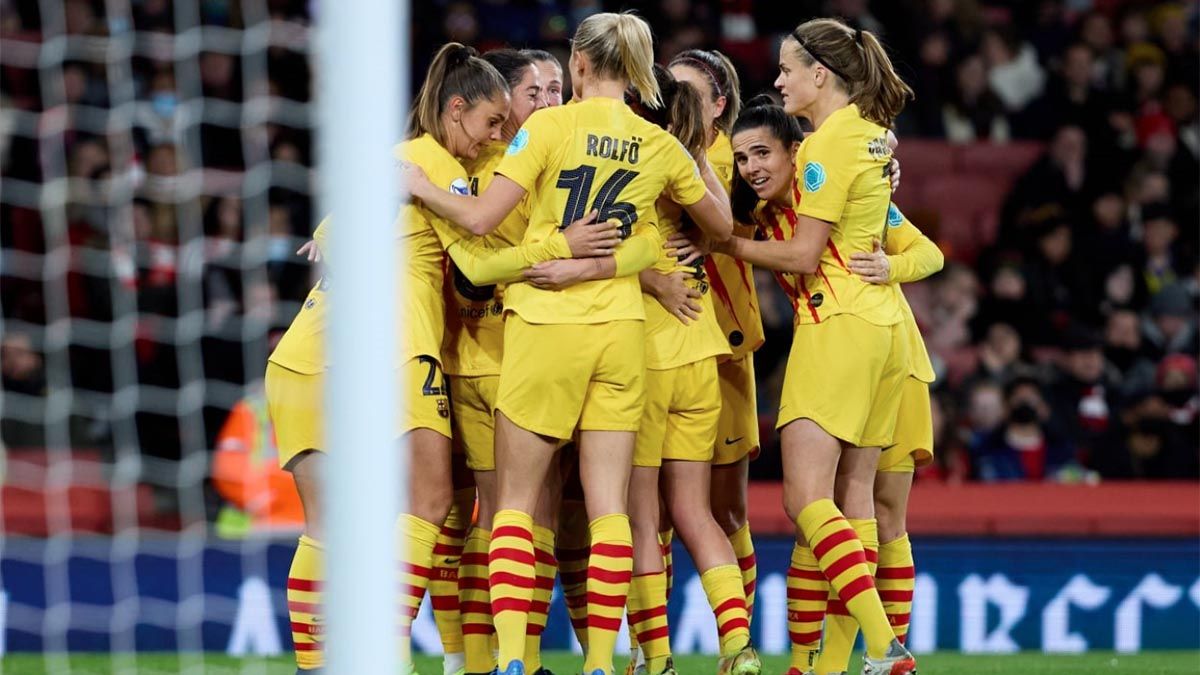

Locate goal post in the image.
[318,0,406,673]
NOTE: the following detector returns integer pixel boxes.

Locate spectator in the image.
[1095,355,1199,480]
[1048,326,1118,463]
[942,52,1011,142]
[969,376,1081,482]
[964,320,1027,390]
[1000,125,1090,238]
[1140,203,1182,294]
[983,26,1046,114]
[1142,282,1199,361]
[1103,308,1157,399]
[0,331,47,447]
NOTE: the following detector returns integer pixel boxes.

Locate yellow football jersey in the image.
[642,200,730,370]
[792,103,903,327]
[396,134,474,363]
[704,130,764,357]
[883,206,939,384]
[494,96,708,324]
[442,140,532,376]
[269,218,331,375]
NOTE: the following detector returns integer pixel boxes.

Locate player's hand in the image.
[666,230,709,267]
[654,270,703,324]
[849,238,891,284]
[563,210,620,257]
[297,239,322,262]
[524,259,594,290]
[397,160,430,202]
[887,157,901,192]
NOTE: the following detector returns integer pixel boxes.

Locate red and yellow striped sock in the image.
[659,527,675,601]
[524,525,557,672]
[489,510,536,668]
[728,522,757,620]
[398,514,440,664]
[797,499,892,659]
[786,542,826,672]
[287,535,324,670]
[432,490,473,660]
[628,571,671,672]
[584,514,633,674]
[815,518,879,674]
[878,534,915,645]
[557,503,591,651]
[700,564,751,657]
[459,526,494,673]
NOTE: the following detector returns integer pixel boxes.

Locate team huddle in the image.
[266,11,941,675]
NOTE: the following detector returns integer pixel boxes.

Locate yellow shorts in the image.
[265,362,324,470]
[401,356,452,439]
[451,374,499,471]
[496,315,645,440]
[778,314,909,448]
[712,354,760,465]
[879,376,934,472]
[634,358,721,467]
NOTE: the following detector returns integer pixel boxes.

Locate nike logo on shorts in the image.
[724,437,743,445]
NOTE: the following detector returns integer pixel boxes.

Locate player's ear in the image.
[446,95,467,121]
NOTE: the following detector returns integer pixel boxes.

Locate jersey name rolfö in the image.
[791,103,903,327]
[642,200,730,370]
[704,130,764,357]
[443,140,532,376]
[495,97,708,324]
[268,218,332,375]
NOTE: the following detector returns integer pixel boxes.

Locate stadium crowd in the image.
[0,0,1197,492]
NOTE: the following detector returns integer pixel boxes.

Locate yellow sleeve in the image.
[662,136,707,207]
[614,223,664,277]
[884,204,944,283]
[313,216,331,254]
[796,131,857,223]
[446,232,572,286]
[494,109,558,192]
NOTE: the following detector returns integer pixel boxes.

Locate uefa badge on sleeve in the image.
[804,161,826,192]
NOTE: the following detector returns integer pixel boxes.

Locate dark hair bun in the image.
[743,93,780,110]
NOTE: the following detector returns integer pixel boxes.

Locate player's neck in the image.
[804,91,851,131]
[579,79,627,102]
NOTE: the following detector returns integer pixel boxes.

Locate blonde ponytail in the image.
[855,29,912,130]
[573,12,661,108]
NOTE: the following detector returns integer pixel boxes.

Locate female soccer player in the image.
[404,13,733,675]
[667,48,763,619]
[270,41,614,675]
[813,207,943,675]
[520,49,564,107]
[717,19,917,675]
[597,64,759,675]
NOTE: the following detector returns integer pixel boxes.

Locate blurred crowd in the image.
[0,0,1196,492]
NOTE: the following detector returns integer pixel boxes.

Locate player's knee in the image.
[874,493,907,542]
[711,502,746,535]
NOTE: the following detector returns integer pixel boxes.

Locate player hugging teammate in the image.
[267,11,935,675]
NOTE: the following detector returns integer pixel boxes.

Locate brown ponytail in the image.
[626,64,707,160]
[408,42,510,145]
[669,49,742,135]
[787,18,913,127]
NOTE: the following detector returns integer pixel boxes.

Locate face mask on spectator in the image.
[267,236,292,263]
[1104,346,1138,371]
[1160,387,1195,409]
[1010,403,1039,425]
[152,92,177,118]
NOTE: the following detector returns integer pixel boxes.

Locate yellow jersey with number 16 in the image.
[794,103,902,328]
[494,96,708,325]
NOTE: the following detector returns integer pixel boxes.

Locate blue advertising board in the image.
[1,536,1196,654]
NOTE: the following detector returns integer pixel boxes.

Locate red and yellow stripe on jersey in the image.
[494,97,708,325]
[446,141,533,377]
[704,130,763,357]
[642,200,729,370]
[784,103,903,328]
